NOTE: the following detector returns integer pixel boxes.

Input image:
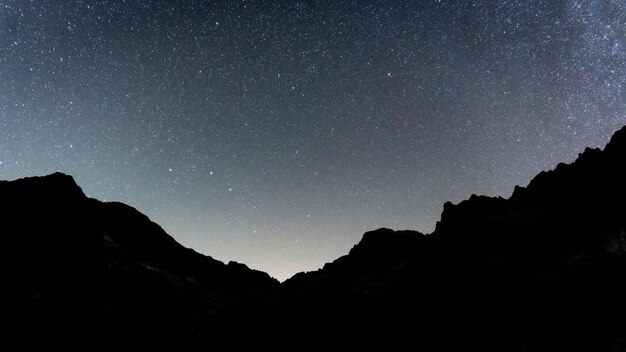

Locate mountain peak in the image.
[349,227,425,257]
[44,172,85,196]
[1,172,86,200]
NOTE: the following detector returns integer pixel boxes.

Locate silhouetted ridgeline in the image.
[0,172,278,346]
[0,126,624,350]
[229,125,626,350]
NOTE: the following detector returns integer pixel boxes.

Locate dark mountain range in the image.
[0,126,624,350]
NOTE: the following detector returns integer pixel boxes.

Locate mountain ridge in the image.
[0,125,624,350]
[232,125,625,350]
[0,172,278,346]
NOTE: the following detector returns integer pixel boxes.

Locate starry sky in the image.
[1,1,625,281]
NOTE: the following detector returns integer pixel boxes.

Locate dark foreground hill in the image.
[0,126,624,350]
[0,172,278,346]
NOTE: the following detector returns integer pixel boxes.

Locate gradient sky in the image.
[1,0,625,281]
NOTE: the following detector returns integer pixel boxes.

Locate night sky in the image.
[1,1,625,281]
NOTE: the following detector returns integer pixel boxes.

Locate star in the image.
[1,0,623,281]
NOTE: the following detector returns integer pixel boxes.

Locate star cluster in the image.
[1,1,624,280]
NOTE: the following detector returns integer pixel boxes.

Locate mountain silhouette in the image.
[0,125,624,350]
[0,172,278,346]
[226,125,626,350]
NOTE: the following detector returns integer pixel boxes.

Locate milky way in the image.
[1,1,625,280]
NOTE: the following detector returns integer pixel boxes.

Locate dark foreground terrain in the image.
[1,126,624,350]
